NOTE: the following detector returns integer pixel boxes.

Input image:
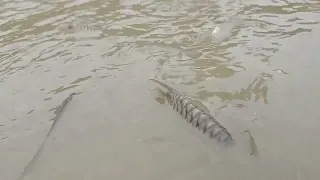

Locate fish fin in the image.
[187,97,211,114]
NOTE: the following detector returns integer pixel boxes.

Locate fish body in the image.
[242,130,258,156]
[48,92,77,136]
[149,79,233,143]
[195,16,243,44]
[57,21,100,33]
[16,93,77,180]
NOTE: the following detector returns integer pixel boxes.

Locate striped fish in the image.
[57,21,100,33]
[149,79,233,143]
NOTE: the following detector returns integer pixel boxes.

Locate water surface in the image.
[1,0,320,180]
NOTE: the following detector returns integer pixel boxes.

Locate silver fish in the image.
[149,79,233,143]
[194,16,243,44]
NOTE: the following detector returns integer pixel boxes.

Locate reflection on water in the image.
[1,0,320,180]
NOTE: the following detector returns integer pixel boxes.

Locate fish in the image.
[194,16,243,44]
[16,92,78,180]
[48,92,78,136]
[149,78,233,143]
[242,130,258,156]
[57,21,100,33]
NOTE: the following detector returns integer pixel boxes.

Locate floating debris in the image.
[149,79,233,144]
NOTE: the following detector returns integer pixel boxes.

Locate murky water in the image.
[1,0,320,179]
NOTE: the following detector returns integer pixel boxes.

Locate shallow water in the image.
[1,0,320,180]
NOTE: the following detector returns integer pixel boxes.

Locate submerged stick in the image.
[149,78,233,144]
[16,92,77,180]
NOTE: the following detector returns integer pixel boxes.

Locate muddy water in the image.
[1,0,320,180]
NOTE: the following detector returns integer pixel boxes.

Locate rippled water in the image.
[1,0,320,180]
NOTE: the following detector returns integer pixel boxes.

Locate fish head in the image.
[56,22,76,33]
